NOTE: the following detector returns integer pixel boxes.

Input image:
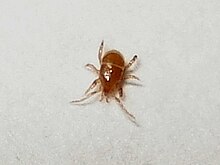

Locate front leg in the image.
[126,55,137,69]
[85,63,99,75]
[98,40,104,64]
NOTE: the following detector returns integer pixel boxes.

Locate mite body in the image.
[100,50,125,97]
[71,41,139,123]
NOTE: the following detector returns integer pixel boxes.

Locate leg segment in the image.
[126,55,137,69]
[100,92,104,102]
[85,63,99,74]
[114,96,136,122]
[70,90,100,103]
[99,92,109,102]
[84,79,100,95]
[98,40,104,64]
[119,88,123,98]
[124,75,140,81]
[105,97,109,103]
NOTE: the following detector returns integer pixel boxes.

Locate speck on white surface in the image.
[0,0,220,165]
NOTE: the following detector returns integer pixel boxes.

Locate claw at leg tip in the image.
[70,100,78,103]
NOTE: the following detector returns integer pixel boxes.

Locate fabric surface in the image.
[0,0,220,164]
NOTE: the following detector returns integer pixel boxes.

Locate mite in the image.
[71,40,140,123]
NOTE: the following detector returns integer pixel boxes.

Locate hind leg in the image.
[114,96,136,124]
[119,88,123,98]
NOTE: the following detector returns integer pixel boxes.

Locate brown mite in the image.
[71,40,140,123]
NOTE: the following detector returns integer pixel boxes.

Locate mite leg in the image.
[84,78,100,95]
[114,96,136,123]
[85,63,99,74]
[70,90,100,103]
[98,40,104,64]
[126,55,138,69]
[124,75,140,81]
[100,92,104,102]
[105,97,110,103]
[119,88,123,98]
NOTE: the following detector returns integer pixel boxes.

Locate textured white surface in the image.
[1,0,220,164]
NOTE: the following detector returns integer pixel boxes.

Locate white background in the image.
[0,0,220,164]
